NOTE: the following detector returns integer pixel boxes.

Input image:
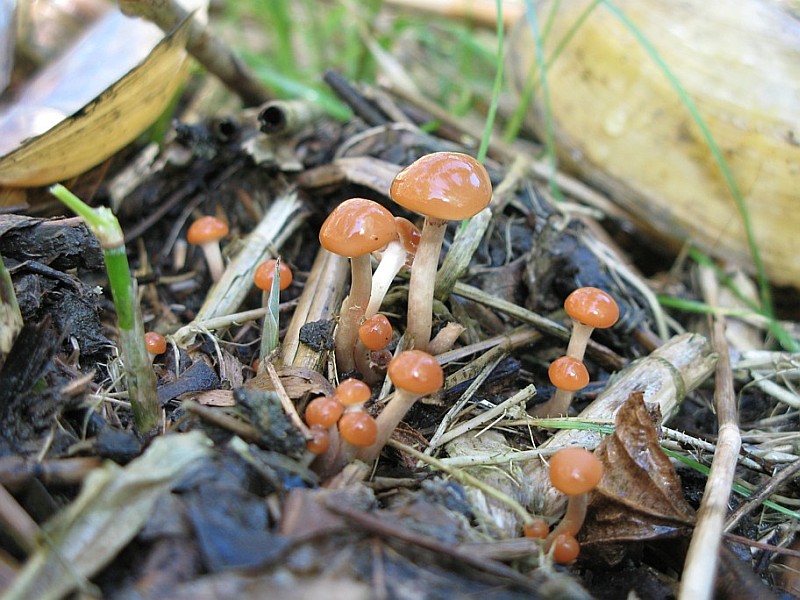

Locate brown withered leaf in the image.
[582,391,696,546]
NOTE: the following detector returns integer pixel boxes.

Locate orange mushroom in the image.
[390,152,492,351]
[564,287,619,361]
[357,349,443,462]
[306,425,331,455]
[304,396,344,428]
[144,331,167,362]
[365,217,420,318]
[523,519,550,540]
[546,447,603,553]
[334,378,372,409]
[358,314,393,351]
[337,412,378,447]
[253,259,293,292]
[539,355,591,416]
[319,198,396,373]
[187,216,229,282]
[551,533,581,564]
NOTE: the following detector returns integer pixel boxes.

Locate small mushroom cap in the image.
[334,378,372,406]
[304,396,344,428]
[548,356,590,392]
[358,314,393,351]
[319,198,396,258]
[564,287,619,329]
[549,447,603,496]
[338,412,378,447]
[390,152,492,221]
[254,259,293,291]
[187,216,229,245]
[394,217,421,254]
[306,425,331,455]
[387,350,443,395]
[144,331,167,355]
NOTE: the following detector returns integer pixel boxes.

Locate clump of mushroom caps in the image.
[545,447,604,564]
[532,287,619,418]
[309,152,489,471]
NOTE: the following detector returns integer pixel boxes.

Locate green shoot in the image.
[259,259,283,362]
[49,185,160,434]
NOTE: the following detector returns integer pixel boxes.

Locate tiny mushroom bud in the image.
[187,216,229,282]
[144,331,167,361]
[253,259,293,292]
[357,349,443,462]
[306,425,331,455]
[551,533,581,564]
[390,152,492,351]
[319,198,396,373]
[523,519,550,540]
[358,314,393,351]
[563,287,619,361]
[365,217,420,318]
[546,447,603,551]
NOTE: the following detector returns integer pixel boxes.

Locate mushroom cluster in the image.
[533,287,619,417]
[317,151,491,380]
[545,447,604,563]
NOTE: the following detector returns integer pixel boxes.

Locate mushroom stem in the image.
[335,254,372,373]
[405,218,447,351]
[353,339,383,384]
[566,321,594,361]
[530,388,574,418]
[201,242,225,282]
[356,389,420,463]
[546,493,588,545]
[366,241,407,318]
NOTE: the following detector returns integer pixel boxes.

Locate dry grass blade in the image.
[679,267,742,600]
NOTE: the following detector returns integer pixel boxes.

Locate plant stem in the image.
[50,185,160,434]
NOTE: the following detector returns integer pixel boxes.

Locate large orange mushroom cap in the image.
[387,350,443,395]
[187,216,229,245]
[390,152,492,221]
[319,198,396,258]
[564,287,619,329]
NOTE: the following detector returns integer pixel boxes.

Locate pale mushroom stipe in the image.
[186,216,229,282]
[319,198,396,373]
[390,152,492,351]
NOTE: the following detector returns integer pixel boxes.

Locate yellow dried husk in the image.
[509,0,800,288]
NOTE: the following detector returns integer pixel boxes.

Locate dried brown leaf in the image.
[583,391,695,545]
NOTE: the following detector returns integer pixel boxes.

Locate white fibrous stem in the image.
[405,218,447,351]
[334,254,372,374]
[366,241,407,319]
[357,389,420,463]
[201,242,225,282]
[566,321,594,361]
